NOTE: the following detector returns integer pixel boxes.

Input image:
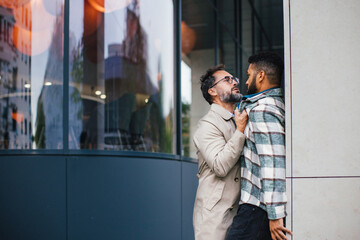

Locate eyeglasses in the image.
[210,76,239,88]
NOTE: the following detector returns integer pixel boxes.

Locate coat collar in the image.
[210,103,234,121]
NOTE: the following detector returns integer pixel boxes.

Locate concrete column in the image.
[284,0,360,239]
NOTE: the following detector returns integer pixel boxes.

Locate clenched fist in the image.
[234,108,248,133]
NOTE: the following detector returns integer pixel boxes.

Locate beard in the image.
[219,88,242,103]
[247,75,258,94]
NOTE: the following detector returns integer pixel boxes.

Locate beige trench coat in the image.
[193,104,246,240]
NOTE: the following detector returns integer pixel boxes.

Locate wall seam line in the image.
[287,0,294,238]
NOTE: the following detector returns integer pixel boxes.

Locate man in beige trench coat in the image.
[193,64,248,240]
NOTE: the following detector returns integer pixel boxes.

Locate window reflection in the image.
[181,0,284,158]
[69,0,174,153]
[0,0,64,149]
[181,0,215,158]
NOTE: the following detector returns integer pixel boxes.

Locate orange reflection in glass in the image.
[83,0,103,36]
[12,112,24,124]
[181,21,196,55]
[0,0,13,8]
[13,0,55,31]
[11,0,56,55]
[12,24,52,56]
[87,0,133,13]
[0,0,31,9]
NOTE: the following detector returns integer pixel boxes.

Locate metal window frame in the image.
[63,0,69,152]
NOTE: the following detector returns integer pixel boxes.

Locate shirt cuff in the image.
[266,205,287,220]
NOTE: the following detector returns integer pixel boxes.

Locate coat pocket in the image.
[204,180,226,211]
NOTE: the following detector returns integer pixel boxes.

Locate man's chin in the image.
[228,94,242,103]
[247,86,258,95]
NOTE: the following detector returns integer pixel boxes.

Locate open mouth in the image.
[232,87,239,92]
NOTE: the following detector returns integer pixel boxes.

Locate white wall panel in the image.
[292,178,360,240]
[284,1,360,239]
[288,0,360,177]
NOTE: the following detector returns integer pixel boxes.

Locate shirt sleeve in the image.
[251,104,287,220]
[193,119,246,178]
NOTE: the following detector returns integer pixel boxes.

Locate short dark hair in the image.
[200,64,225,104]
[248,52,283,85]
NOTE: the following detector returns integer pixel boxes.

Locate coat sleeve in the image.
[193,119,246,178]
[251,105,287,220]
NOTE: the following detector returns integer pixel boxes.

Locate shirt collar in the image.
[236,87,282,111]
[241,87,279,101]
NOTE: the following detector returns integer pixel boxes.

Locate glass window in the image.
[219,30,236,77]
[69,0,174,153]
[239,0,284,91]
[219,0,237,75]
[181,0,215,158]
[181,0,283,159]
[0,0,64,149]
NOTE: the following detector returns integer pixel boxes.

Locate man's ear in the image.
[208,88,217,97]
[258,70,265,83]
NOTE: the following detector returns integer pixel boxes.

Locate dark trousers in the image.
[225,204,272,240]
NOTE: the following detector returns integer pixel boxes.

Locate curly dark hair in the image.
[200,64,225,104]
[248,52,283,85]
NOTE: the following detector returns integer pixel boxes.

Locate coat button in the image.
[234,177,239,182]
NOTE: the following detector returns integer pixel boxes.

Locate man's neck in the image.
[258,84,279,93]
[214,101,235,113]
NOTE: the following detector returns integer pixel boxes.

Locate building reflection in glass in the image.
[69,0,174,153]
[0,0,64,149]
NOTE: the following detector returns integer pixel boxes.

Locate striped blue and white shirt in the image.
[237,87,287,220]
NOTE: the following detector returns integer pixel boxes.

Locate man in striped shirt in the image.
[226,52,292,240]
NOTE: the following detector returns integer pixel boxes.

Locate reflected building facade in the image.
[0,0,64,150]
[0,4,32,149]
